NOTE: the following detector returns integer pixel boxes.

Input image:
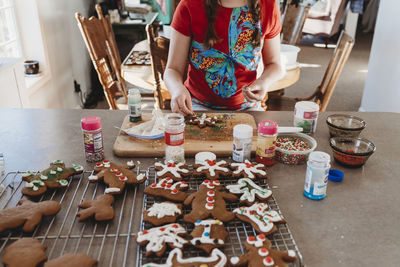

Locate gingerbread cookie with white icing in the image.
[229,234,296,267]
[183,180,237,223]
[136,223,188,257]
[143,248,227,267]
[144,177,188,202]
[189,219,228,254]
[155,161,190,181]
[143,202,183,226]
[21,160,84,197]
[226,178,272,205]
[233,203,285,236]
[89,160,146,194]
[193,160,231,180]
[2,238,47,267]
[187,113,218,128]
[230,160,268,180]
[77,194,114,221]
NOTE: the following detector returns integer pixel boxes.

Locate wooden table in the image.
[0,108,399,267]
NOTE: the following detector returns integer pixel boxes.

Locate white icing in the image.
[195,152,216,164]
[127,160,135,167]
[32,180,44,186]
[33,186,39,191]
[263,256,274,266]
[231,160,267,179]
[207,191,215,197]
[192,113,217,126]
[226,178,272,203]
[191,219,225,246]
[142,248,227,267]
[147,203,182,219]
[137,173,145,181]
[73,164,84,171]
[96,163,103,167]
[50,170,56,175]
[136,224,188,253]
[206,196,215,203]
[57,167,63,172]
[288,250,296,257]
[53,160,63,164]
[230,256,240,265]
[40,174,48,180]
[258,248,269,257]
[233,203,284,234]
[58,179,68,186]
[119,176,128,181]
[111,168,118,172]
[25,182,34,188]
[104,163,111,168]
[247,235,265,248]
[196,160,229,177]
[115,172,123,177]
[88,175,98,181]
[21,172,33,177]
[105,187,121,194]
[155,161,189,178]
[205,203,214,210]
[150,178,188,194]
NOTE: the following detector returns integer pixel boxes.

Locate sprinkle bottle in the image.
[164,113,185,163]
[128,88,142,122]
[256,121,278,166]
[232,124,253,162]
[304,151,331,200]
[294,101,319,134]
[81,116,104,162]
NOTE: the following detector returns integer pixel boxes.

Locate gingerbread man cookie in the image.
[77,194,114,221]
[143,202,183,226]
[226,178,272,205]
[2,238,47,267]
[183,180,237,223]
[230,160,268,180]
[193,160,231,180]
[144,177,188,202]
[90,160,146,194]
[44,253,98,267]
[0,199,61,233]
[229,234,296,267]
[233,203,285,236]
[155,161,190,181]
[136,223,188,257]
[187,113,218,128]
[189,219,228,254]
[142,248,227,267]
[21,160,84,197]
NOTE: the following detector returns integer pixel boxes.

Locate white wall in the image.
[360,0,400,112]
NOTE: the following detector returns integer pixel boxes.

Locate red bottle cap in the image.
[81,116,101,131]
[258,120,278,135]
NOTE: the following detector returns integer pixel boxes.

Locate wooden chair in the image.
[76,12,127,110]
[281,1,311,45]
[266,30,354,112]
[145,23,172,110]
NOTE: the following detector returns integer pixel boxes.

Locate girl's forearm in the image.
[164,68,187,97]
[258,62,285,91]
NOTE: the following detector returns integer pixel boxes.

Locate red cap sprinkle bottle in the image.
[81,116,104,162]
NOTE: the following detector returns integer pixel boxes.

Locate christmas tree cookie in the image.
[226,178,272,205]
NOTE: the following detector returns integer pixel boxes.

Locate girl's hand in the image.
[243,79,268,102]
[170,86,194,116]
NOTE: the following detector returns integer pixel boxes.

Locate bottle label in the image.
[233,141,251,162]
[313,182,327,196]
[304,168,312,193]
[165,132,184,146]
[256,136,276,158]
[83,131,103,154]
[129,103,141,118]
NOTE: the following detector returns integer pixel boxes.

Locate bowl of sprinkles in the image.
[275,133,317,164]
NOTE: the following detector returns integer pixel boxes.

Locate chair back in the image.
[146,23,171,109]
[75,12,126,110]
[315,30,354,111]
[281,1,310,45]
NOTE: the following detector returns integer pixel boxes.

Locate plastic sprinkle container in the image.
[275,133,317,165]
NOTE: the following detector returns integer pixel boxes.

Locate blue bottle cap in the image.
[328,169,344,182]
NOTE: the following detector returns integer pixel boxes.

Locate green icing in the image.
[52,160,64,164]
[58,179,68,186]
[72,164,84,171]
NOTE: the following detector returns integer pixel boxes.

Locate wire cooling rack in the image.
[138,166,304,267]
[0,167,146,267]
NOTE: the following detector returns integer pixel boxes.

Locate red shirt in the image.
[171,0,281,109]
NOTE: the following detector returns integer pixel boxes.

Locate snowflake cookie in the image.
[89,160,146,194]
[193,160,231,180]
[229,234,296,267]
[233,203,285,236]
[143,202,183,226]
[155,161,190,181]
[189,219,228,254]
[142,248,227,267]
[21,160,84,197]
[183,179,237,223]
[144,177,189,202]
[226,178,272,205]
[187,113,218,128]
[230,160,268,179]
[136,223,188,257]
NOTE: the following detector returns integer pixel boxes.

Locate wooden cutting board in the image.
[113,113,257,157]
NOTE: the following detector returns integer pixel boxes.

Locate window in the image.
[0,0,20,58]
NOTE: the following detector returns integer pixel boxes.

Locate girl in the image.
[164,0,284,115]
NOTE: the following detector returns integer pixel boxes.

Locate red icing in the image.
[172,189,178,193]
[166,177,171,181]
[142,230,148,234]
[172,224,179,228]
[248,236,256,242]
[258,234,266,240]
[166,184,172,188]
[260,248,267,253]
[167,163,176,167]
[161,183,166,188]
[96,162,102,166]
[207,196,214,202]
[214,180,220,185]
[159,227,165,231]
[116,171,122,176]
[119,176,126,181]
[245,162,255,168]
[151,183,157,187]
[103,160,110,163]
[111,168,118,172]
[250,210,255,215]
[265,256,273,263]
[204,180,210,184]
[181,181,187,185]
[207,160,216,166]
[207,203,214,207]
[209,190,215,195]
